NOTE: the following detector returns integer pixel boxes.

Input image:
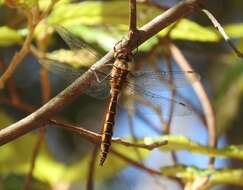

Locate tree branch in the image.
[0,0,206,146]
[49,120,167,150]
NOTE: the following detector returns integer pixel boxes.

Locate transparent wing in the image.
[118,70,198,116]
[129,70,200,91]
[54,25,112,66]
[39,58,111,99]
[120,81,192,116]
[54,25,98,58]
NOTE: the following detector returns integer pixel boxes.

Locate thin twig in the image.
[21,127,46,190]
[86,145,98,190]
[22,20,53,190]
[127,111,143,161]
[168,42,217,167]
[0,0,58,89]
[0,12,35,89]
[201,9,243,59]
[0,0,207,146]
[111,148,161,175]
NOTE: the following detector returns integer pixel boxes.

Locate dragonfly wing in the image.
[54,26,97,55]
[39,58,82,82]
[39,58,111,99]
[85,78,111,99]
[129,70,200,89]
[119,81,192,116]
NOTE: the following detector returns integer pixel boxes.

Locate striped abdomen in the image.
[99,58,129,166]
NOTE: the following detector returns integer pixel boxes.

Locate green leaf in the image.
[45,49,97,68]
[47,1,162,29]
[214,61,243,133]
[0,111,14,127]
[159,19,220,42]
[143,135,243,160]
[64,25,122,52]
[34,1,222,55]
[1,174,50,190]
[0,26,23,46]
[224,23,243,38]
[161,165,243,187]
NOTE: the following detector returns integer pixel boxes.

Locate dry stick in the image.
[129,0,137,33]
[0,12,35,89]
[168,42,217,167]
[201,9,243,59]
[86,145,98,190]
[163,53,179,165]
[0,0,206,146]
[49,119,167,150]
[21,127,46,190]
[0,57,20,104]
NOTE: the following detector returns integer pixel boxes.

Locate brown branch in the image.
[49,120,167,150]
[0,0,206,146]
[129,0,137,33]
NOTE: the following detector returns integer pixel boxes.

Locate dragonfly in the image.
[38,26,200,166]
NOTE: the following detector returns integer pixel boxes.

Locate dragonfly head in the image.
[114,49,133,62]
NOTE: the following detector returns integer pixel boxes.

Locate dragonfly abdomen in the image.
[99,95,118,166]
[99,59,129,166]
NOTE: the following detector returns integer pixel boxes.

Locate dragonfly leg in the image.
[90,64,113,83]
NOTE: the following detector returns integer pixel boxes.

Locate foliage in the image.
[0,0,243,189]
[161,165,243,187]
[0,26,23,46]
[144,135,243,160]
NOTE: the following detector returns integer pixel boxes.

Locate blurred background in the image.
[0,0,243,190]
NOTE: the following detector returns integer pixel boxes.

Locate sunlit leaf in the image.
[0,26,23,46]
[224,23,243,38]
[47,1,162,29]
[159,19,220,42]
[161,165,243,187]
[34,1,222,55]
[143,135,243,160]
[45,49,97,68]
[61,25,122,52]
